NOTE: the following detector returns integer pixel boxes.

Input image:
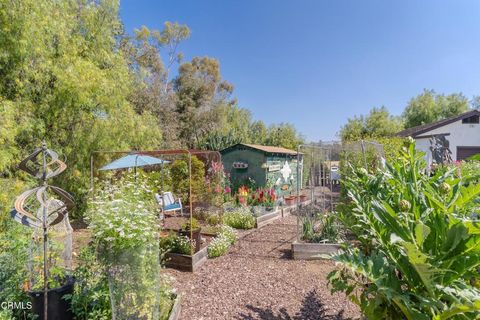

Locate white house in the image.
[397,110,480,162]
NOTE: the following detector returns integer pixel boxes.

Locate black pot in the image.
[28,276,75,320]
[179,228,202,253]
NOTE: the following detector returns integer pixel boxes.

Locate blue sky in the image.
[120,0,480,141]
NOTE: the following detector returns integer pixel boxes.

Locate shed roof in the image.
[220,143,299,155]
[397,109,480,138]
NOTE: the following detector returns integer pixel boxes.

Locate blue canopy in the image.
[99,154,169,171]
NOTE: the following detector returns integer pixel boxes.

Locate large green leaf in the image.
[447,183,480,212]
[403,242,436,296]
[415,221,431,248]
[441,223,469,257]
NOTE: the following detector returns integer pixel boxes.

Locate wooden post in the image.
[188,153,193,256]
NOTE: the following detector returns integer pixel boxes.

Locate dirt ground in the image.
[71,203,360,319]
[165,215,360,320]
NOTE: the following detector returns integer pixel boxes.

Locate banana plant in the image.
[329,140,480,320]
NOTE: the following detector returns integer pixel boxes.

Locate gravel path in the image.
[165,215,360,320]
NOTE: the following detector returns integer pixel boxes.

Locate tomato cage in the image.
[90,149,224,272]
[293,144,339,244]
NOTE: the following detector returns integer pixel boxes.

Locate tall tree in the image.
[0,0,162,215]
[403,89,470,128]
[249,120,268,144]
[265,123,304,150]
[122,22,189,148]
[339,106,403,141]
[174,56,234,147]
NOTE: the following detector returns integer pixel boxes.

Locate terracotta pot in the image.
[284,196,295,206]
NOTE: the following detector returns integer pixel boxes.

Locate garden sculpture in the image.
[10,143,74,320]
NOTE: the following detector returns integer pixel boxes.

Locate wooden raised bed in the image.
[255,208,281,228]
[168,294,182,320]
[165,246,208,272]
[291,240,341,260]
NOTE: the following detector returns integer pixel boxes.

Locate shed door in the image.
[457,146,480,161]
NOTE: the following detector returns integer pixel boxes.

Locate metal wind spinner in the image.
[10,144,74,228]
[10,143,74,320]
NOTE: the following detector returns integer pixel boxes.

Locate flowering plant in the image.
[206,161,232,205]
[207,225,236,258]
[160,233,195,255]
[86,173,161,320]
[250,188,277,208]
[235,186,250,206]
[223,207,256,229]
[87,173,158,253]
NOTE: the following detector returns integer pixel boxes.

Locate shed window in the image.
[462,115,479,124]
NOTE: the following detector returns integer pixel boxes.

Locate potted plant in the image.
[27,232,76,320]
[28,274,75,320]
[284,195,296,206]
[179,218,201,253]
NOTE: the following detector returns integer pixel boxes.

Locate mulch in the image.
[164,215,360,320]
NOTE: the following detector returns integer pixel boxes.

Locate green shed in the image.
[220,143,303,196]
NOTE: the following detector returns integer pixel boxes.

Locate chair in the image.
[155,192,183,217]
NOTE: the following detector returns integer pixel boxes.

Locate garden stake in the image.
[41,142,48,320]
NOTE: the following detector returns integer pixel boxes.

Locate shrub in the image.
[65,246,111,320]
[223,207,256,229]
[157,275,177,320]
[87,173,158,252]
[181,217,199,230]
[207,225,236,258]
[192,207,209,221]
[301,213,343,243]
[206,213,222,226]
[207,235,231,258]
[329,140,480,319]
[170,156,206,204]
[86,173,162,319]
[219,225,236,245]
[67,245,177,320]
[160,233,194,255]
[456,160,480,185]
[0,221,31,319]
[375,136,407,163]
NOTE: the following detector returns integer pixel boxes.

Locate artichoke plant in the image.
[329,142,480,319]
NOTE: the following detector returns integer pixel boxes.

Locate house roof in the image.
[397,109,480,138]
[220,143,299,155]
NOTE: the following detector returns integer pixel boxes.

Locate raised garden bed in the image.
[168,294,182,320]
[255,208,281,228]
[165,246,208,272]
[291,240,341,260]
